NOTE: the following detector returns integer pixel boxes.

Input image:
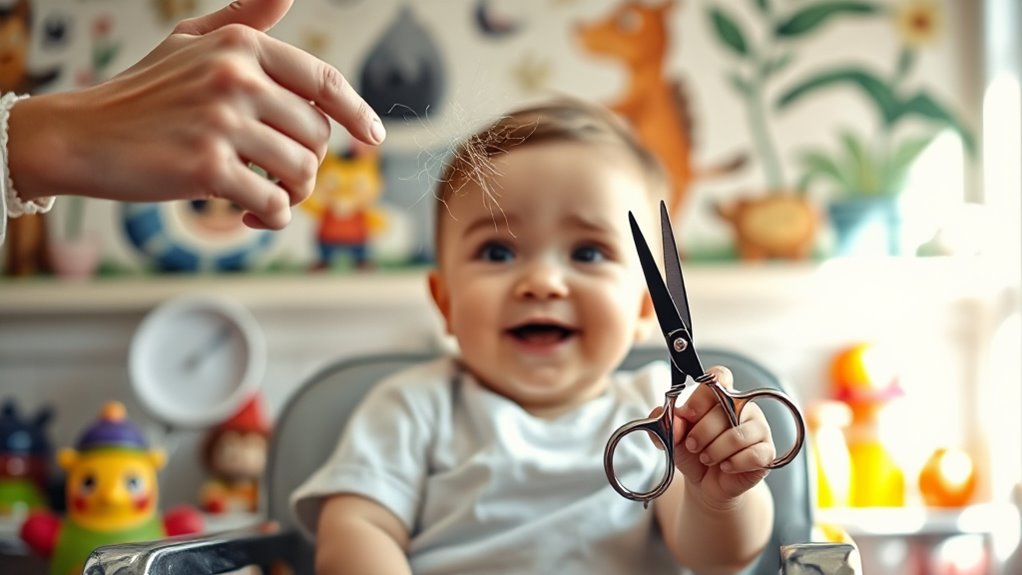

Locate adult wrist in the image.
[6,92,74,204]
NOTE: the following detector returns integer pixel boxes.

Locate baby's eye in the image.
[478,242,515,262]
[572,245,607,263]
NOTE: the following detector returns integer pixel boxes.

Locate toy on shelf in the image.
[301,143,387,271]
[918,446,977,508]
[0,400,55,518]
[198,395,271,514]
[19,402,202,575]
[829,342,905,507]
[806,399,853,509]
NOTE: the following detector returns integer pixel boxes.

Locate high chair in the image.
[85,347,858,574]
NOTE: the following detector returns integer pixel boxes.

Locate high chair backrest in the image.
[265,347,812,575]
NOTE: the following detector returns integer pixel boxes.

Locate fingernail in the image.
[699,453,711,465]
[720,461,733,473]
[370,116,387,144]
[686,438,698,452]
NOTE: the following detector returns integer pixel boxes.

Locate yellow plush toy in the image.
[20,402,202,575]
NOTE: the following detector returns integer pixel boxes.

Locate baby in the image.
[292,99,777,574]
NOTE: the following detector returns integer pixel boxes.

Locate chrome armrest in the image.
[781,542,861,574]
[83,523,305,575]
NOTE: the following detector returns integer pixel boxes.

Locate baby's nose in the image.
[514,261,569,299]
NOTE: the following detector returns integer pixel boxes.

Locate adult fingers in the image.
[175,0,294,36]
[234,119,319,206]
[254,33,386,145]
[256,84,332,163]
[218,161,293,230]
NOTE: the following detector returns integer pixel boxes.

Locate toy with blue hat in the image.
[19,401,203,575]
[0,399,55,517]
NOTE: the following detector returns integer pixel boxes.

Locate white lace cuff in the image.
[2,92,55,218]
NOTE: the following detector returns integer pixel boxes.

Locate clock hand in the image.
[182,325,232,373]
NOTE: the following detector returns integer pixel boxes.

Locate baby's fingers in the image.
[679,365,734,423]
[720,442,776,474]
[698,420,774,469]
[640,407,686,451]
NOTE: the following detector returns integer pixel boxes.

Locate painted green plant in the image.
[777,0,975,199]
[797,128,932,197]
[707,0,881,190]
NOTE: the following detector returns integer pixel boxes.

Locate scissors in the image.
[604,201,806,506]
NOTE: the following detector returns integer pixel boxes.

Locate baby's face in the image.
[430,141,657,416]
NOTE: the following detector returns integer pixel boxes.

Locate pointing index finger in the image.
[256,33,386,145]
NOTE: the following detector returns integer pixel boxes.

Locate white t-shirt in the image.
[291,357,695,575]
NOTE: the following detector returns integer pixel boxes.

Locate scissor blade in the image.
[629,211,689,345]
[658,201,693,339]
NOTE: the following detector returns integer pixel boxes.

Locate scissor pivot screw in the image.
[673,338,688,352]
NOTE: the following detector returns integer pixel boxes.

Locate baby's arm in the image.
[315,494,411,575]
[654,365,775,574]
[656,475,773,574]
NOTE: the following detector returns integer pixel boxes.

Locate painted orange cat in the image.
[576,0,744,217]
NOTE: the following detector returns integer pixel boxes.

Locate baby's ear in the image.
[633,292,656,343]
[427,271,453,335]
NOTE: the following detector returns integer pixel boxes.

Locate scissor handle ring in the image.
[699,375,806,470]
[604,393,678,506]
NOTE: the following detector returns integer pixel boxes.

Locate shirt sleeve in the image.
[1,92,55,247]
[289,366,441,540]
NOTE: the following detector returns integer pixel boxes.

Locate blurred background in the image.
[1,0,1019,573]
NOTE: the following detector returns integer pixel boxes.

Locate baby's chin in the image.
[498,376,609,416]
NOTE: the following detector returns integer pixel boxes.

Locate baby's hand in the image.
[669,366,774,505]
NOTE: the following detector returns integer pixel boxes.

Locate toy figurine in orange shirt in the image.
[199,395,271,514]
[301,144,387,270]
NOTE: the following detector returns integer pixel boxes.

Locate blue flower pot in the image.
[827,196,902,257]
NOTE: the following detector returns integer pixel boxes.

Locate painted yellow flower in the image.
[893,0,943,47]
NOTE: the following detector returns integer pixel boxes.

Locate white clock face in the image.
[130,296,266,428]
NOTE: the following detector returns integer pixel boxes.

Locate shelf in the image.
[0,256,1015,315]
[816,504,1020,537]
[0,270,434,315]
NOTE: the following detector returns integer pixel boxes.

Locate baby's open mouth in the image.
[507,323,577,345]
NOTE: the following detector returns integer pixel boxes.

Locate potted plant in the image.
[46,14,122,279]
[47,196,102,280]
[777,0,976,256]
[706,0,881,260]
[795,129,934,255]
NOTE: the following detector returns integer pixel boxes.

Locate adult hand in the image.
[9,0,385,230]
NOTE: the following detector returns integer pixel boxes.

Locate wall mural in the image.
[0,0,976,279]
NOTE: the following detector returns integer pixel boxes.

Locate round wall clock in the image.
[129,295,266,429]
